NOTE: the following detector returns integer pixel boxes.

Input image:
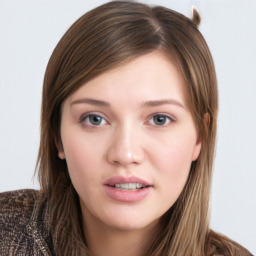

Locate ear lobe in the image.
[58,150,65,160]
[55,138,65,159]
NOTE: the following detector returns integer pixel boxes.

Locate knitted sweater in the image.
[0,189,54,256]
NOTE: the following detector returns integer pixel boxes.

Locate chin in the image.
[106,219,153,232]
[101,208,160,232]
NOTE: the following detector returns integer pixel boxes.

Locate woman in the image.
[0,1,252,255]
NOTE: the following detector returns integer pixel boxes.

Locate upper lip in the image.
[104,176,152,186]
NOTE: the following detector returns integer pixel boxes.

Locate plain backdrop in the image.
[0,0,255,254]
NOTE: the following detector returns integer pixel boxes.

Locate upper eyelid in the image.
[148,113,176,121]
[79,112,108,122]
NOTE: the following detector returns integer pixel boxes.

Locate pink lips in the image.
[103,176,152,202]
[105,176,151,186]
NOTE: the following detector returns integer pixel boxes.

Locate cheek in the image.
[158,144,191,187]
[61,132,103,186]
[149,130,196,195]
[151,131,196,172]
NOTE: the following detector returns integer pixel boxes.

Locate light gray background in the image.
[0,0,255,254]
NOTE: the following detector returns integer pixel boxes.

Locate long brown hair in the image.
[36,1,249,255]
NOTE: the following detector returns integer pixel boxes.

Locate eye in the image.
[149,114,174,126]
[81,114,107,126]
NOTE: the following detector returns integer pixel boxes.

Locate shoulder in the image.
[0,189,38,220]
[207,230,253,256]
[0,189,42,255]
[0,188,38,204]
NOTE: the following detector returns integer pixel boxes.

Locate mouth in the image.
[103,176,153,202]
[107,183,151,190]
[104,176,152,189]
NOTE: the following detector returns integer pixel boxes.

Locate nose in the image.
[107,123,145,166]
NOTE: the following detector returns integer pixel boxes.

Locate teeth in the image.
[114,183,145,190]
[136,183,143,189]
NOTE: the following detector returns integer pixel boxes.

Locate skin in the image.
[57,51,201,256]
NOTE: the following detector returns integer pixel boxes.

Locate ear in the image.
[192,137,202,161]
[55,137,65,160]
[191,113,210,161]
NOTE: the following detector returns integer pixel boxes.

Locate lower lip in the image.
[103,185,151,202]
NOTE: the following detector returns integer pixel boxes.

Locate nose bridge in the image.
[107,120,144,166]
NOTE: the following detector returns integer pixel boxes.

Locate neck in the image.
[82,212,160,256]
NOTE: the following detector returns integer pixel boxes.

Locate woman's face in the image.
[58,51,201,232]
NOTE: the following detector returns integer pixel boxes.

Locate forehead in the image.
[67,51,187,108]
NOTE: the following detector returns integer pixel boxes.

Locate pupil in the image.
[154,115,166,125]
[89,115,102,125]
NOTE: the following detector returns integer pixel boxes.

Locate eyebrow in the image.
[70,98,110,107]
[70,98,184,109]
[141,99,185,109]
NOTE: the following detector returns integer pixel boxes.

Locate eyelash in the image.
[79,112,176,127]
[148,113,176,126]
[79,113,108,127]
